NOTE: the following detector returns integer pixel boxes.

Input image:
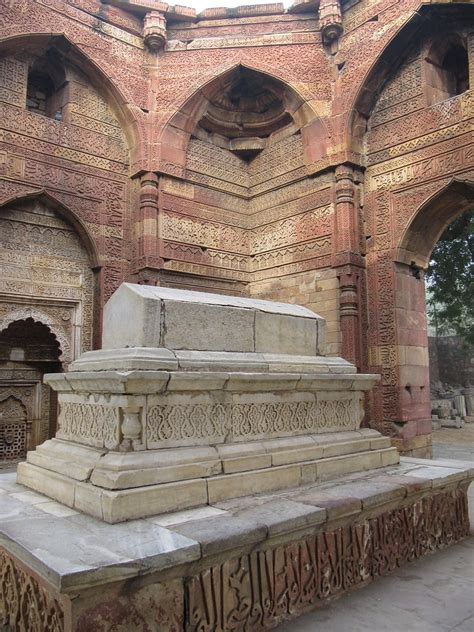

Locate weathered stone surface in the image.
[235,498,327,536]
[173,514,268,556]
[1,456,473,631]
[0,0,472,464]
[102,284,324,355]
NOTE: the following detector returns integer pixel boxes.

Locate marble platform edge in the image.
[1,458,473,594]
[17,438,401,522]
[45,366,380,396]
[61,349,365,376]
[22,431,396,490]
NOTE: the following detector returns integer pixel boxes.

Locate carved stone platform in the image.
[3,286,473,630]
[17,284,399,523]
[0,458,472,631]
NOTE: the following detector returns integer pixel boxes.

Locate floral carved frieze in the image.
[0,549,64,632]
[56,402,119,449]
[147,397,358,448]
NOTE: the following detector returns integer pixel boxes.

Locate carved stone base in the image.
[17,428,399,523]
[1,459,472,631]
[17,284,389,523]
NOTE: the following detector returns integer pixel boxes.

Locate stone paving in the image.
[276,425,474,632]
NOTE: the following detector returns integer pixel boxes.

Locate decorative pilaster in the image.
[143,10,167,51]
[333,165,364,369]
[319,0,343,44]
[334,165,358,253]
[135,172,163,283]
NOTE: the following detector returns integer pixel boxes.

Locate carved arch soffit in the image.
[0,189,101,269]
[0,31,139,156]
[395,178,474,269]
[0,311,70,364]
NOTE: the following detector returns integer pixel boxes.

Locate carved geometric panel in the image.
[0,396,27,460]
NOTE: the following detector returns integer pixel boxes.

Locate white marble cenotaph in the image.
[17,283,399,522]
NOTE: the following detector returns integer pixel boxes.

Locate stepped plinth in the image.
[17,284,397,522]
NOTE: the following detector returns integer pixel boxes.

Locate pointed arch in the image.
[0,32,140,156]
[346,3,474,153]
[396,179,474,268]
[0,190,100,268]
[159,61,329,170]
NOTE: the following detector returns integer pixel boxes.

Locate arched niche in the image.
[0,318,62,461]
[0,192,97,362]
[423,34,470,106]
[0,191,99,457]
[0,32,139,156]
[346,3,474,155]
[159,63,329,173]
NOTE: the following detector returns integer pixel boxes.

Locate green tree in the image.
[425,209,474,345]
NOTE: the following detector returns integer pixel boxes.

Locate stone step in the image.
[17,444,399,523]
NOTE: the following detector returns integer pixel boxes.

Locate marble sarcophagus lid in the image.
[17,284,398,522]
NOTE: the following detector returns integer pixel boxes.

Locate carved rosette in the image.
[143,11,167,51]
[319,0,343,44]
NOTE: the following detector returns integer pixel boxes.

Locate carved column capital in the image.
[143,10,167,51]
[319,0,343,45]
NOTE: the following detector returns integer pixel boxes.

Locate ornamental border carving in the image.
[0,307,71,363]
[147,398,358,448]
[57,402,120,450]
[185,488,469,631]
[0,548,64,632]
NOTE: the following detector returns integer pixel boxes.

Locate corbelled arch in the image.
[396,179,474,269]
[345,2,474,157]
[0,190,100,269]
[0,191,98,360]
